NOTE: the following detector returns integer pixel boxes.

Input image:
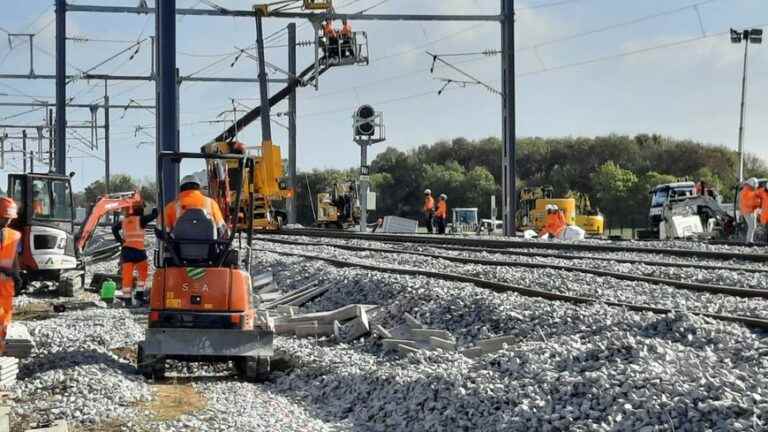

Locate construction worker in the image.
[112,202,158,306]
[164,175,227,238]
[423,189,435,234]
[0,198,21,353]
[540,204,567,239]
[322,19,339,60]
[739,177,761,244]
[32,187,45,216]
[435,194,448,234]
[758,182,768,229]
[339,18,353,58]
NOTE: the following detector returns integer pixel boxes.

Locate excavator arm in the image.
[75,191,143,254]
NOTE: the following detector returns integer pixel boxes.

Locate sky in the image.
[0,0,767,191]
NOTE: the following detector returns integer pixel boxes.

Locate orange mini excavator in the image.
[137,150,273,381]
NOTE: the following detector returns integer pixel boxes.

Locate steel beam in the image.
[0,124,102,129]
[255,15,272,142]
[501,0,516,236]
[65,4,501,21]
[0,73,284,83]
[158,0,179,204]
[288,23,297,225]
[55,0,66,175]
[0,101,154,109]
[104,83,111,194]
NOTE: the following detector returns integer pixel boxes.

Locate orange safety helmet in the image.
[0,197,18,219]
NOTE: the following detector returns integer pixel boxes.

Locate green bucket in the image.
[100,279,117,302]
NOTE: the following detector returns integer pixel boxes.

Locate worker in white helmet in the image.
[540,204,566,239]
[163,175,227,239]
[740,177,762,244]
[423,189,435,234]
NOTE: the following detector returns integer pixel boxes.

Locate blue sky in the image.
[0,0,767,191]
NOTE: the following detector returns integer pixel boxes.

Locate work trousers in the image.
[436,217,447,234]
[122,260,149,295]
[424,212,434,234]
[0,279,13,351]
[745,212,758,244]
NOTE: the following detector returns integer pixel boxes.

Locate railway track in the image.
[278,228,768,263]
[260,247,768,330]
[255,237,768,299]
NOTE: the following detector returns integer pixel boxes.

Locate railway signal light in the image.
[354,105,376,137]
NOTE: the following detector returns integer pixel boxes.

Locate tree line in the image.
[78,134,768,229]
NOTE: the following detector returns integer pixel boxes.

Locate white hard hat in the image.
[440,194,447,200]
[746,177,759,189]
[550,204,559,211]
[181,175,201,188]
[424,189,432,195]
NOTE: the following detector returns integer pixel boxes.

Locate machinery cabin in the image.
[138,151,273,382]
[316,181,361,229]
[7,173,81,296]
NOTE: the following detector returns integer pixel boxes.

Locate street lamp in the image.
[731,28,763,183]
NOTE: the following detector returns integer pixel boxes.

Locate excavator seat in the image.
[171,209,217,264]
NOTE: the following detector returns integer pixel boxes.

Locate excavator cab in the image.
[137,151,273,382]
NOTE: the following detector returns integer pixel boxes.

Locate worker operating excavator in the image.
[0,198,21,353]
[163,175,227,238]
[112,201,158,306]
[539,204,567,239]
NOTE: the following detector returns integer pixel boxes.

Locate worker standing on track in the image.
[0,198,21,353]
[423,189,435,234]
[112,202,158,306]
[739,177,761,244]
[540,204,567,239]
[435,194,448,235]
[164,175,227,238]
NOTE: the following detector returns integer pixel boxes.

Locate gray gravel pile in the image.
[252,241,768,319]
[12,308,151,426]
[251,251,768,431]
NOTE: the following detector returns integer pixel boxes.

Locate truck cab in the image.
[648,182,696,227]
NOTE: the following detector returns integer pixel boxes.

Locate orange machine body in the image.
[149,267,255,331]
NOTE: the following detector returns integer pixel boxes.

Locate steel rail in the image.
[277,228,768,263]
[266,249,768,330]
[255,237,768,299]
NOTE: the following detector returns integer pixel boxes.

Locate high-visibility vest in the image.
[164,190,225,230]
[436,201,447,219]
[0,228,20,275]
[323,23,336,38]
[760,189,768,224]
[540,213,566,237]
[423,196,435,213]
[341,24,352,37]
[122,216,145,250]
[739,186,761,215]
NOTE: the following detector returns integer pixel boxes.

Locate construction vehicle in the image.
[75,191,144,252]
[7,172,81,296]
[137,151,272,381]
[316,181,362,229]
[202,140,291,232]
[638,181,737,240]
[516,187,604,236]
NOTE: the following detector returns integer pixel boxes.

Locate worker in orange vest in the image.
[32,186,45,216]
[739,178,761,244]
[758,182,768,229]
[435,194,448,234]
[0,198,22,353]
[322,19,339,60]
[540,204,567,239]
[112,202,157,306]
[423,189,435,234]
[163,175,227,237]
[339,19,353,58]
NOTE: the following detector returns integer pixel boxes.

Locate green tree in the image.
[591,161,638,226]
[82,175,138,206]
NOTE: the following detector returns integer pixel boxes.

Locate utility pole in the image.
[501,0,516,236]
[21,130,27,173]
[104,81,111,194]
[288,23,297,225]
[730,28,763,183]
[55,0,66,175]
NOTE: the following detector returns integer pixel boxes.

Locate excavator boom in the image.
[75,191,143,253]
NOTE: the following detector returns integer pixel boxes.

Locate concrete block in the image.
[477,336,518,352]
[381,339,420,352]
[429,337,456,352]
[372,324,392,339]
[294,322,334,338]
[397,343,421,356]
[0,406,9,432]
[409,328,455,342]
[404,313,425,330]
[462,347,485,359]
[334,310,370,342]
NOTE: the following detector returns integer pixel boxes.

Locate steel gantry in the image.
[58,1,517,235]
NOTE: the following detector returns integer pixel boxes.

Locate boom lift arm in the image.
[75,191,143,254]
